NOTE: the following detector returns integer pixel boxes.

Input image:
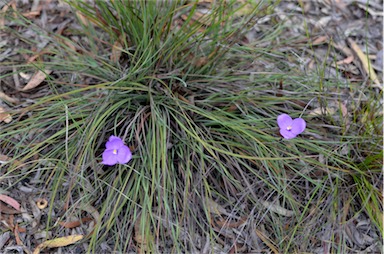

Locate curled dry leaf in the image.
[32,235,84,254]
[36,198,48,210]
[22,69,52,91]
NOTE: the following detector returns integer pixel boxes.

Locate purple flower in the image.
[277,114,306,139]
[101,135,132,166]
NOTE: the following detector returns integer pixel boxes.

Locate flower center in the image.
[113,149,117,154]
[286,126,292,131]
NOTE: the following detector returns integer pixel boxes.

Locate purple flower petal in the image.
[279,128,298,139]
[102,135,132,166]
[277,114,293,129]
[102,149,119,166]
[290,118,306,135]
[105,135,124,150]
[116,145,132,164]
[277,114,306,139]
[108,135,121,143]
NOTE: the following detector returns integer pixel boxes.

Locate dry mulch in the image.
[0,0,382,253]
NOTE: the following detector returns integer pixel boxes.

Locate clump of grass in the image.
[0,1,382,253]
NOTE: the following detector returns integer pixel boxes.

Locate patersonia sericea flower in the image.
[277,114,306,139]
[102,135,132,166]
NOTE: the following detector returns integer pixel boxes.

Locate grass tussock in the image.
[0,0,382,253]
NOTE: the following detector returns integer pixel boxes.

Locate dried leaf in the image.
[21,11,40,18]
[62,39,78,52]
[215,216,247,228]
[255,229,279,254]
[340,102,348,118]
[0,202,21,214]
[308,107,336,117]
[59,217,93,229]
[31,0,41,12]
[348,38,381,88]
[311,35,328,45]
[14,224,23,246]
[0,91,19,104]
[233,2,257,17]
[0,231,11,250]
[80,204,100,222]
[194,56,209,67]
[134,214,149,253]
[314,16,332,29]
[76,10,89,26]
[32,235,84,254]
[22,69,52,91]
[336,55,354,65]
[19,72,32,80]
[0,194,20,211]
[18,226,26,233]
[260,200,294,217]
[206,197,227,215]
[0,154,23,167]
[26,47,53,64]
[0,106,12,123]
[111,36,123,62]
[0,1,15,29]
